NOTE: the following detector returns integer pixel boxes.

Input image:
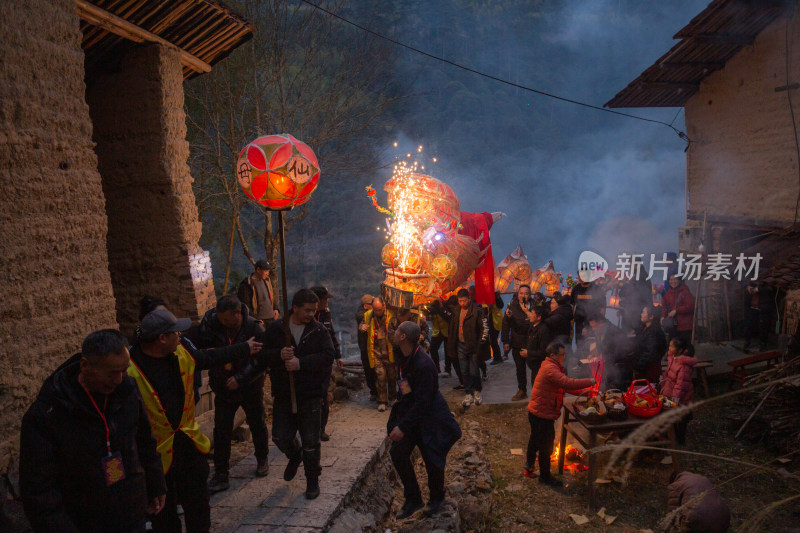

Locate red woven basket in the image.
[623,379,662,418]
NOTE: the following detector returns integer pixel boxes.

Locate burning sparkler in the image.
[366,159,499,305]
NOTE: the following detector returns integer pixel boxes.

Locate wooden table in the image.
[557,397,679,510]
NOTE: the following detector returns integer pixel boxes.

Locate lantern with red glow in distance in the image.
[236,134,319,210]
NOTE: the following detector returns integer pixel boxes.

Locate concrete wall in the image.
[86,44,216,338]
[685,10,800,226]
[0,0,119,475]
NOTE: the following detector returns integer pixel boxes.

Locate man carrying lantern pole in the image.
[263,289,335,500]
[236,134,328,497]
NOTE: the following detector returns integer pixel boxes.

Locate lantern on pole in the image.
[237,134,320,413]
[236,134,320,210]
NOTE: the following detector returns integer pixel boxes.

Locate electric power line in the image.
[300,0,691,143]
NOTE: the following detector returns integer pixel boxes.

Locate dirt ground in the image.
[462,399,800,532]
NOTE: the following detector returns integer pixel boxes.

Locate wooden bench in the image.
[694,360,713,398]
[728,351,781,390]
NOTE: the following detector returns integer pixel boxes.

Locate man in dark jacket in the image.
[634,305,667,384]
[389,307,430,353]
[502,284,533,401]
[571,279,604,341]
[196,294,268,493]
[263,289,335,500]
[619,277,653,334]
[447,288,488,408]
[587,311,635,390]
[20,329,167,533]
[389,321,462,519]
[545,294,573,342]
[311,286,342,441]
[355,294,377,400]
[744,282,775,352]
[522,307,553,384]
[237,259,280,327]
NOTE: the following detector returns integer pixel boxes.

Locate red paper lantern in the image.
[236,134,320,210]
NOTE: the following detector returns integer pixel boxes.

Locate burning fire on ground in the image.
[545,444,589,473]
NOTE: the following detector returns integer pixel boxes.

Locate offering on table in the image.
[659,395,678,408]
[623,380,662,418]
[576,393,607,423]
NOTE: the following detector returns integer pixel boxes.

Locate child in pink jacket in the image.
[660,338,697,444]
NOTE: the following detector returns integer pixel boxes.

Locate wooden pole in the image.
[691,278,702,346]
[278,211,297,414]
[723,280,732,341]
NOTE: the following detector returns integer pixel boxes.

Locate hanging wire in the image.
[299,0,691,143]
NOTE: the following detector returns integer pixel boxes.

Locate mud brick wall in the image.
[86,44,216,338]
[0,0,119,474]
[685,11,800,225]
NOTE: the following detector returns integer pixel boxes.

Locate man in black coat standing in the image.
[196,294,268,493]
[389,321,462,520]
[502,284,534,401]
[545,294,573,343]
[522,307,553,384]
[263,289,335,500]
[20,329,166,533]
[587,311,635,389]
[634,305,667,384]
[311,286,342,442]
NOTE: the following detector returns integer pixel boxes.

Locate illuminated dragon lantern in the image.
[370,169,502,306]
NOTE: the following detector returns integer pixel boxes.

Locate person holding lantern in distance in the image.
[503,284,534,401]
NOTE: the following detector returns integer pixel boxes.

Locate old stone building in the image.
[0,0,252,512]
[607,0,800,341]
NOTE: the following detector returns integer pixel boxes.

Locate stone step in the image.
[210,394,389,532]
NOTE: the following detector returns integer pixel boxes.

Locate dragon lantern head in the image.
[380,172,491,305]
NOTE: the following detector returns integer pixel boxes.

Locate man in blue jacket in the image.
[389,321,462,519]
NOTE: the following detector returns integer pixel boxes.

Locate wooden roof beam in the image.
[76,0,211,74]
[639,81,699,92]
[687,33,755,46]
[659,61,724,71]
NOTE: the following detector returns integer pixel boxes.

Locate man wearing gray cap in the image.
[128,309,262,533]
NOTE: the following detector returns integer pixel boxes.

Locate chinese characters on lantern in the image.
[614,253,762,281]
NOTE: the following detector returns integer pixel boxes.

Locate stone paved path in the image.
[210,394,388,533]
[438,357,526,406]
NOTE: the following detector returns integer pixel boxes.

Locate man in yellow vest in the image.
[361,297,396,412]
[128,309,261,533]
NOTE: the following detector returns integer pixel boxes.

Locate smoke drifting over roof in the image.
[382,0,708,281]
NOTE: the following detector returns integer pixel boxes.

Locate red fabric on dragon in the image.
[458,211,495,305]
